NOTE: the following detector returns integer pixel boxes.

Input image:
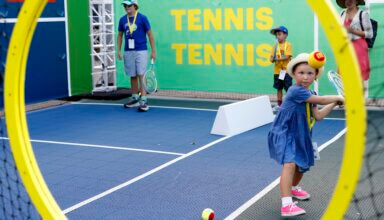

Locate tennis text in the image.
[170,8,273,31]
[169,7,275,67]
[171,43,271,66]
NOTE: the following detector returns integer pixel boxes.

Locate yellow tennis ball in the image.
[308,51,326,69]
[201,208,215,220]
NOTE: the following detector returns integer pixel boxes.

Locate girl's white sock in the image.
[292,186,299,190]
[282,197,293,207]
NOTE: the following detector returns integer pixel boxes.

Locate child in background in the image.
[268,53,344,217]
[269,26,293,112]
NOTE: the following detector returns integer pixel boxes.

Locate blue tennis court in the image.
[25,102,345,219]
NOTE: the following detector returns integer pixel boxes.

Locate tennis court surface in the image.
[21,99,346,219]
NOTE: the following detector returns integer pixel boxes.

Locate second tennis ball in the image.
[201,208,215,220]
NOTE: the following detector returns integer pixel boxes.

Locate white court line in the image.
[323,117,346,121]
[1,17,66,23]
[62,135,231,214]
[147,105,217,112]
[317,128,346,151]
[71,102,348,117]
[70,102,218,112]
[0,137,184,156]
[224,128,347,220]
[146,95,238,103]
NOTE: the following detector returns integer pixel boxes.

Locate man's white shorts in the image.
[123,50,148,77]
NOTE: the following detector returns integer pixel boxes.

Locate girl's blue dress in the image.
[268,84,315,173]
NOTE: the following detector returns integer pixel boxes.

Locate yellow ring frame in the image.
[307,1,366,219]
[3,0,365,219]
[4,0,65,219]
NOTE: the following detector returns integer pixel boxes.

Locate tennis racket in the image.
[272,40,278,62]
[143,58,157,94]
[327,70,345,96]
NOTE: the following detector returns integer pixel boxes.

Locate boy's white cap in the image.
[287,53,324,79]
[122,0,138,6]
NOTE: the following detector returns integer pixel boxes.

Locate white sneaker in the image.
[138,100,149,112]
[273,105,280,113]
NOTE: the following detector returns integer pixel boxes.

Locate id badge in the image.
[313,142,320,160]
[278,70,286,80]
[128,39,135,49]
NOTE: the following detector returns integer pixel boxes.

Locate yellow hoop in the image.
[306,0,366,219]
[3,0,365,219]
[4,0,66,218]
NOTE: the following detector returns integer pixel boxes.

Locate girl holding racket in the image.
[268,52,344,217]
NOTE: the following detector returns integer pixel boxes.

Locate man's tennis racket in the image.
[327,70,345,96]
[144,59,157,94]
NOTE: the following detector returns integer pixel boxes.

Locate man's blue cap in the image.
[270,26,288,35]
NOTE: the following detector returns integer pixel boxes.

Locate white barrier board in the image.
[211,96,274,136]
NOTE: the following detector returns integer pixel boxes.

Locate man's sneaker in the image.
[281,202,306,217]
[123,98,139,108]
[292,186,311,200]
[138,100,149,112]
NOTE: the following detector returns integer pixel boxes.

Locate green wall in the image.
[112,0,383,97]
[368,3,384,98]
[67,0,92,96]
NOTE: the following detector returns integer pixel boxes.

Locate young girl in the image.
[268,53,344,217]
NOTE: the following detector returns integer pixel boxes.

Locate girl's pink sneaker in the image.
[291,186,311,200]
[281,202,306,217]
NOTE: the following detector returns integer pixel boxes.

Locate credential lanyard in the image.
[306,102,316,130]
[277,42,287,58]
[127,11,138,37]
